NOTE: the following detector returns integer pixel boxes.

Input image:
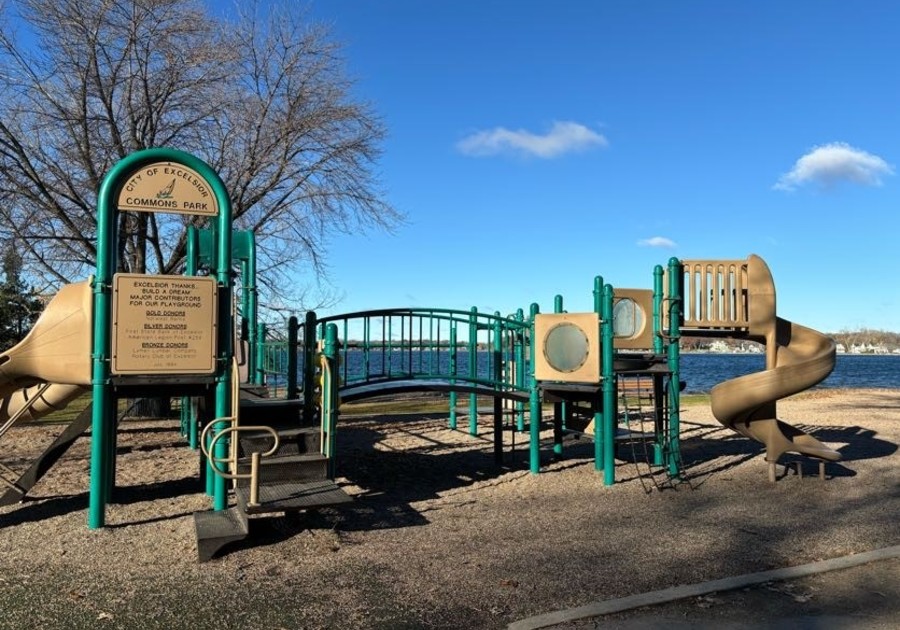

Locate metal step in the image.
[235,479,352,515]
[193,505,249,563]
[238,398,306,427]
[236,452,329,484]
[239,426,321,457]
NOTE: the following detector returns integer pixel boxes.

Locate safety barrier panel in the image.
[678,259,750,330]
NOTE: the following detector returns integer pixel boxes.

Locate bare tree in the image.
[0,0,399,309]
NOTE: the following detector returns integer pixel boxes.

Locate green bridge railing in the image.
[252,260,685,483]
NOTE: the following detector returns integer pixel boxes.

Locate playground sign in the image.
[117,161,218,216]
[110,273,217,375]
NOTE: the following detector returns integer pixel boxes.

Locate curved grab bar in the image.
[200,423,280,507]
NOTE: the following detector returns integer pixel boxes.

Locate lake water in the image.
[680,353,900,393]
[327,350,899,394]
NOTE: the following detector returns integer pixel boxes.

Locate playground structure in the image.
[0,149,842,561]
[685,255,842,481]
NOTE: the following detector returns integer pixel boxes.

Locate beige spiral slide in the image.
[681,256,841,479]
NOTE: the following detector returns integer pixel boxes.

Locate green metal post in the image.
[287,316,299,400]
[240,258,250,376]
[88,164,118,528]
[323,323,339,477]
[468,307,478,436]
[186,226,199,450]
[212,177,234,513]
[449,325,458,430]
[666,258,683,478]
[602,284,616,486]
[302,311,317,423]
[528,302,541,474]
[492,315,503,464]
[255,323,267,389]
[514,308,525,432]
[652,264,665,464]
[245,232,259,385]
[592,276,604,472]
[319,334,331,459]
[552,294,564,457]
[205,398,215,496]
[653,265,664,355]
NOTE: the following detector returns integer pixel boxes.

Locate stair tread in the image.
[236,479,352,514]
[193,506,250,562]
[194,505,248,539]
[240,426,318,439]
[238,452,327,465]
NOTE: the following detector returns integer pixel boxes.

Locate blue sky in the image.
[302,1,898,333]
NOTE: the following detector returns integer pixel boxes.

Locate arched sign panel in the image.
[108,158,222,375]
[117,161,219,216]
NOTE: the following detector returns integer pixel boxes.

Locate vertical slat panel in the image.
[677,259,750,328]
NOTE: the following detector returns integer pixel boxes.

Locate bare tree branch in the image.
[0,0,401,311]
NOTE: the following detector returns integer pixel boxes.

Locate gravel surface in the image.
[1,388,898,629]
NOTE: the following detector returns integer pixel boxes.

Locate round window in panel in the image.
[543,322,590,372]
[613,298,646,339]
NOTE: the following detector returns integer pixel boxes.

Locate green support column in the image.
[552,295,564,457]
[528,302,541,474]
[88,176,116,528]
[287,316,299,400]
[492,315,503,464]
[255,323,267,390]
[323,323,339,477]
[302,311,317,422]
[514,308,525,432]
[245,232,260,385]
[601,284,616,486]
[449,325,458,430]
[666,258,683,478]
[653,265,664,355]
[186,226,200,451]
[211,184,234,513]
[468,307,478,436]
[240,258,250,371]
[652,264,665,464]
[592,276,604,472]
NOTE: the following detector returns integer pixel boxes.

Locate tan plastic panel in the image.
[677,258,751,329]
[533,312,600,383]
[612,288,654,350]
[0,280,92,387]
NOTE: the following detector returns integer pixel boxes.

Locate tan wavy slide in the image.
[0,281,92,427]
[706,256,841,471]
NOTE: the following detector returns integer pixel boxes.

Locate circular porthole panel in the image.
[543,322,591,373]
[613,297,646,339]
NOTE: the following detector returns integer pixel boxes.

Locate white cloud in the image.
[456,121,607,159]
[637,236,677,248]
[774,142,893,191]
